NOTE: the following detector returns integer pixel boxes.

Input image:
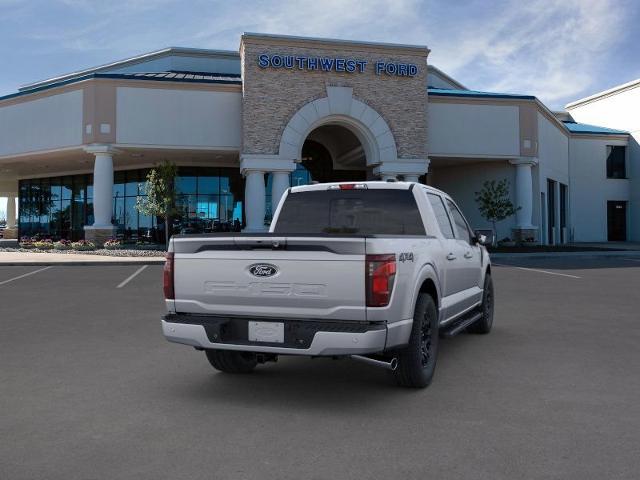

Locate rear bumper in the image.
[161,314,391,356]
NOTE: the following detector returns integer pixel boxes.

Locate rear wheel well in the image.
[419,279,438,308]
[486,264,492,276]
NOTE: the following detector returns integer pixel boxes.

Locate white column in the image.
[271,172,290,212]
[91,151,115,227]
[83,145,118,245]
[509,158,538,229]
[6,195,16,229]
[244,170,266,232]
[373,159,429,183]
[241,154,295,232]
[403,174,420,183]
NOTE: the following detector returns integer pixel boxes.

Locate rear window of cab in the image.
[273,189,426,235]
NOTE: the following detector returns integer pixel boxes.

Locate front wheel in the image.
[468,273,494,334]
[205,349,258,373]
[394,293,439,388]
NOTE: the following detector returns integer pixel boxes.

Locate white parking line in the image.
[0,266,53,286]
[117,265,148,289]
[493,264,581,279]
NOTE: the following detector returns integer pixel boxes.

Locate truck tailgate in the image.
[173,236,366,321]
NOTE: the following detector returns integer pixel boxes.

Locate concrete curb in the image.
[491,250,640,260]
[0,260,166,266]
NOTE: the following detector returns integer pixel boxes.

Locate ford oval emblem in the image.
[249,263,279,277]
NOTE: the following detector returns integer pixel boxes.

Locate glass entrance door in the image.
[607,201,627,241]
[547,179,556,245]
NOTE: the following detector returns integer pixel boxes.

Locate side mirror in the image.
[474,229,493,246]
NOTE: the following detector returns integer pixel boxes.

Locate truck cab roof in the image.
[289,180,449,198]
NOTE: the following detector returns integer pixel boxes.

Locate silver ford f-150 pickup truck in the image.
[162,181,493,388]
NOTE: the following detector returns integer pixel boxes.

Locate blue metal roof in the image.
[562,121,628,135]
[117,71,241,82]
[428,87,535,100]
[0,71,242,102]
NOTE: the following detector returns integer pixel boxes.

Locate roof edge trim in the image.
[565,78,640,109]
[19,47,240,92]
[2,72,241,104]
[241,32,430,54]
[427,65,467,90]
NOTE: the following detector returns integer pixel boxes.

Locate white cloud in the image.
[185,0,632,107]
[5,0,635,108]
[424,0,631,107]
[190,0,425,47]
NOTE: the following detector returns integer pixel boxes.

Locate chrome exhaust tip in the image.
[351,355,398,371]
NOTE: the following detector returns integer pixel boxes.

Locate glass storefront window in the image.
[198,175,219,195]
[18,166,245,242]
[176,175,197,194]
[113,171,126,198]
[61,177,73,200]
[125,172,139,196]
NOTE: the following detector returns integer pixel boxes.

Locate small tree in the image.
[136,160,178,247]
[474,179,519,245]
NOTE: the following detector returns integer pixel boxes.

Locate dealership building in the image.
[0,33,637,244]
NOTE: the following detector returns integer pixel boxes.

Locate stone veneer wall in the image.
[240,36,429,160]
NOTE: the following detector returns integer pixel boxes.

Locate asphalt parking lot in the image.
[1,257,639,480]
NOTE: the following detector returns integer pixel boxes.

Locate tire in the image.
[468,273,494,334]
[205,349,258,374]
[394,293,439,388]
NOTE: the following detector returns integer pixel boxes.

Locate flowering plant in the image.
[19,236,35,249]
[53,239,72,250]
[70,240,96,251]
[103,238,123,250]
[33,239,54,250]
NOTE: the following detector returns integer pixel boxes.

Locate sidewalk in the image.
[0,251,166,266]
[569,242,640,251]
[491,250,640,260]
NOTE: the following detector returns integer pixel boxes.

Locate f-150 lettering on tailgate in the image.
[204,281,327,297]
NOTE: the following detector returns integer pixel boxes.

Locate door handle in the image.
[464,251,473,259]
[446,253,456,261]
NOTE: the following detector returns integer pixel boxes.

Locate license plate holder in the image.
[248,321,285,343]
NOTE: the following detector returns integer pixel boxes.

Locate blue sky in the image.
[1,0,639,218]
[1,0,639,109]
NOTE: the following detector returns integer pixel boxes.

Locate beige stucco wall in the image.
[116,86,242,148]
[427,102,520,157]
[430,161,517,240]
[0,89,83,157]
[240,35,429,160]
[567,85,640,241]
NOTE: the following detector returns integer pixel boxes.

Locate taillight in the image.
[163,252,174,299]
[366,254,396,307]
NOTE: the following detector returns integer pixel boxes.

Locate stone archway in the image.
[278,86,398,168]
[240,86,429,231]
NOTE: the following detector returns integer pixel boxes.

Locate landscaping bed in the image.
[0,247,165,257]
[0,237,166,257]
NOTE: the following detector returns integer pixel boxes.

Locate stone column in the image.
[84,145,117,245]
[271,171,290,213]
[509,158,538,242]
[243,170,266,232]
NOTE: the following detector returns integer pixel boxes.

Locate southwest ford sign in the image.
[257,54,418,77]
